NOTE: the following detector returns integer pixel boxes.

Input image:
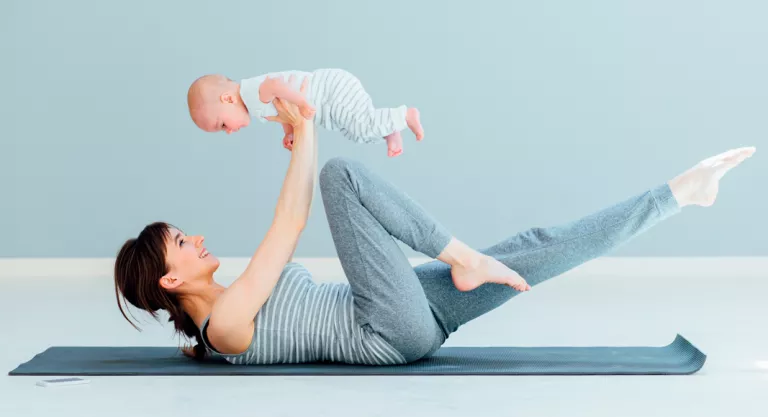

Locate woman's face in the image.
[161,227,220,290]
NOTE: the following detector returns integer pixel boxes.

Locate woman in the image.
[114,77,755,365]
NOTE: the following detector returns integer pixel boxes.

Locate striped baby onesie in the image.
[239,68,408,144]
[199,262,407,365]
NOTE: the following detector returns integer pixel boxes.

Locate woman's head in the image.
[113,221,220,359]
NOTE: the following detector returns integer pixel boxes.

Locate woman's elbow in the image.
[292,219,307,233]
[274,214,307,234]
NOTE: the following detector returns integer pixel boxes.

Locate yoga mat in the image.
[9,334,705,376]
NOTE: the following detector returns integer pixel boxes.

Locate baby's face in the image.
[211,101,250,134]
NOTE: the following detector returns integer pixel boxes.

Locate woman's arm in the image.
[284,126,319,262]
[207,77,318,354]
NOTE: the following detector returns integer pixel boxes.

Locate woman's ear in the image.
[159,273,184,291]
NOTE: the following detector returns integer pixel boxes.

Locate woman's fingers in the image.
[264,100,286,123]
[299,76,309,94]
[273,97,287,114]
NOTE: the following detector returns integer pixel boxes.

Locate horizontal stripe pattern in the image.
[204,262,406,365]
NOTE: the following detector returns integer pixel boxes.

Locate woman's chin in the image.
[203,255,221,273]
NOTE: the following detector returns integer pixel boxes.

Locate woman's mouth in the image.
[199,249,209,259]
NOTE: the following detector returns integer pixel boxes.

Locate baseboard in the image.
[1,257,767,282]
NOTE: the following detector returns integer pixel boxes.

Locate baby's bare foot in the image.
[406,108,424,141]
[451,255,531,292]
[668,147,756,207]
[385,131,404,157]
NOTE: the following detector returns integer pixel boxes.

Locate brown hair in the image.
[113,221,206,360]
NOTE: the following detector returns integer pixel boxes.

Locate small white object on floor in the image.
[35,377,90,388]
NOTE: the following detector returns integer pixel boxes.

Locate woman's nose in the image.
[194,236,205,247]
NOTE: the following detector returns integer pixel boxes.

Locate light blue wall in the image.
[4,0,766,258]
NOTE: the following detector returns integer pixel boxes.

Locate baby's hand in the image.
[282,123,294,151]
[283,133,294,151]
[299,103,315,120]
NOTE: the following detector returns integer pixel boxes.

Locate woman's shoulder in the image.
[271,262,317,292]
[281,261,313,278]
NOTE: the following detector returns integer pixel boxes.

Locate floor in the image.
[2,263,767,417]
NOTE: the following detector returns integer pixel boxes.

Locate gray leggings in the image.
[319,157,680,363]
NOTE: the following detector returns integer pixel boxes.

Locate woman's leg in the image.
[414,184,678,336]
[414,147,756,337]
[319,157,451,361]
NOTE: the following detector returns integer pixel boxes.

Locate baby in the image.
[187,68,424,157]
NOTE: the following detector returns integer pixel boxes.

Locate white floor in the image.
[2,259,768,417]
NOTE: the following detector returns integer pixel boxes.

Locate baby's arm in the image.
[259,76,315,119]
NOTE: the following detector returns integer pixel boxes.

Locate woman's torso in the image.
[201,262,406,365]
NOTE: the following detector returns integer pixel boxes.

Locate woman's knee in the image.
[390,319,444,363]
[319,157,355,189]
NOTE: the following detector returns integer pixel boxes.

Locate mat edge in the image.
[9,334,708,376]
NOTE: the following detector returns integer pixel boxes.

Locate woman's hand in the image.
[264,75,309,129]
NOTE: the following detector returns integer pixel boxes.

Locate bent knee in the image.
[388,321,444,363]
[319,157,356,188]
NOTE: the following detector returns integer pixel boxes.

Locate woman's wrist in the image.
[291,119,306,134]
[292,119,313,138]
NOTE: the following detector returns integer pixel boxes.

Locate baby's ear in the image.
[219,92,236,104]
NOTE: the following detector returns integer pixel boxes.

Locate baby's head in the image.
[187,74,251,134]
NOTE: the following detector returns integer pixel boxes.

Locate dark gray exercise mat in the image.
[9,335,705,376]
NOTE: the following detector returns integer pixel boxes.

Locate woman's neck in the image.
[179,281,226,328]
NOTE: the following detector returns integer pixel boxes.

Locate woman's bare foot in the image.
[437,239,530,292]
[451,255,531,292]
[668,147,756,207]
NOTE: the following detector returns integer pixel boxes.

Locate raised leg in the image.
[414,146,756,337]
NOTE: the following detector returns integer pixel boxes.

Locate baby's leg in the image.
[383,109,422,157]
[384,131,404,157]
[319,69,422,153]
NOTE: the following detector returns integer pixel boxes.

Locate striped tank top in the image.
[200,262,407,365]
